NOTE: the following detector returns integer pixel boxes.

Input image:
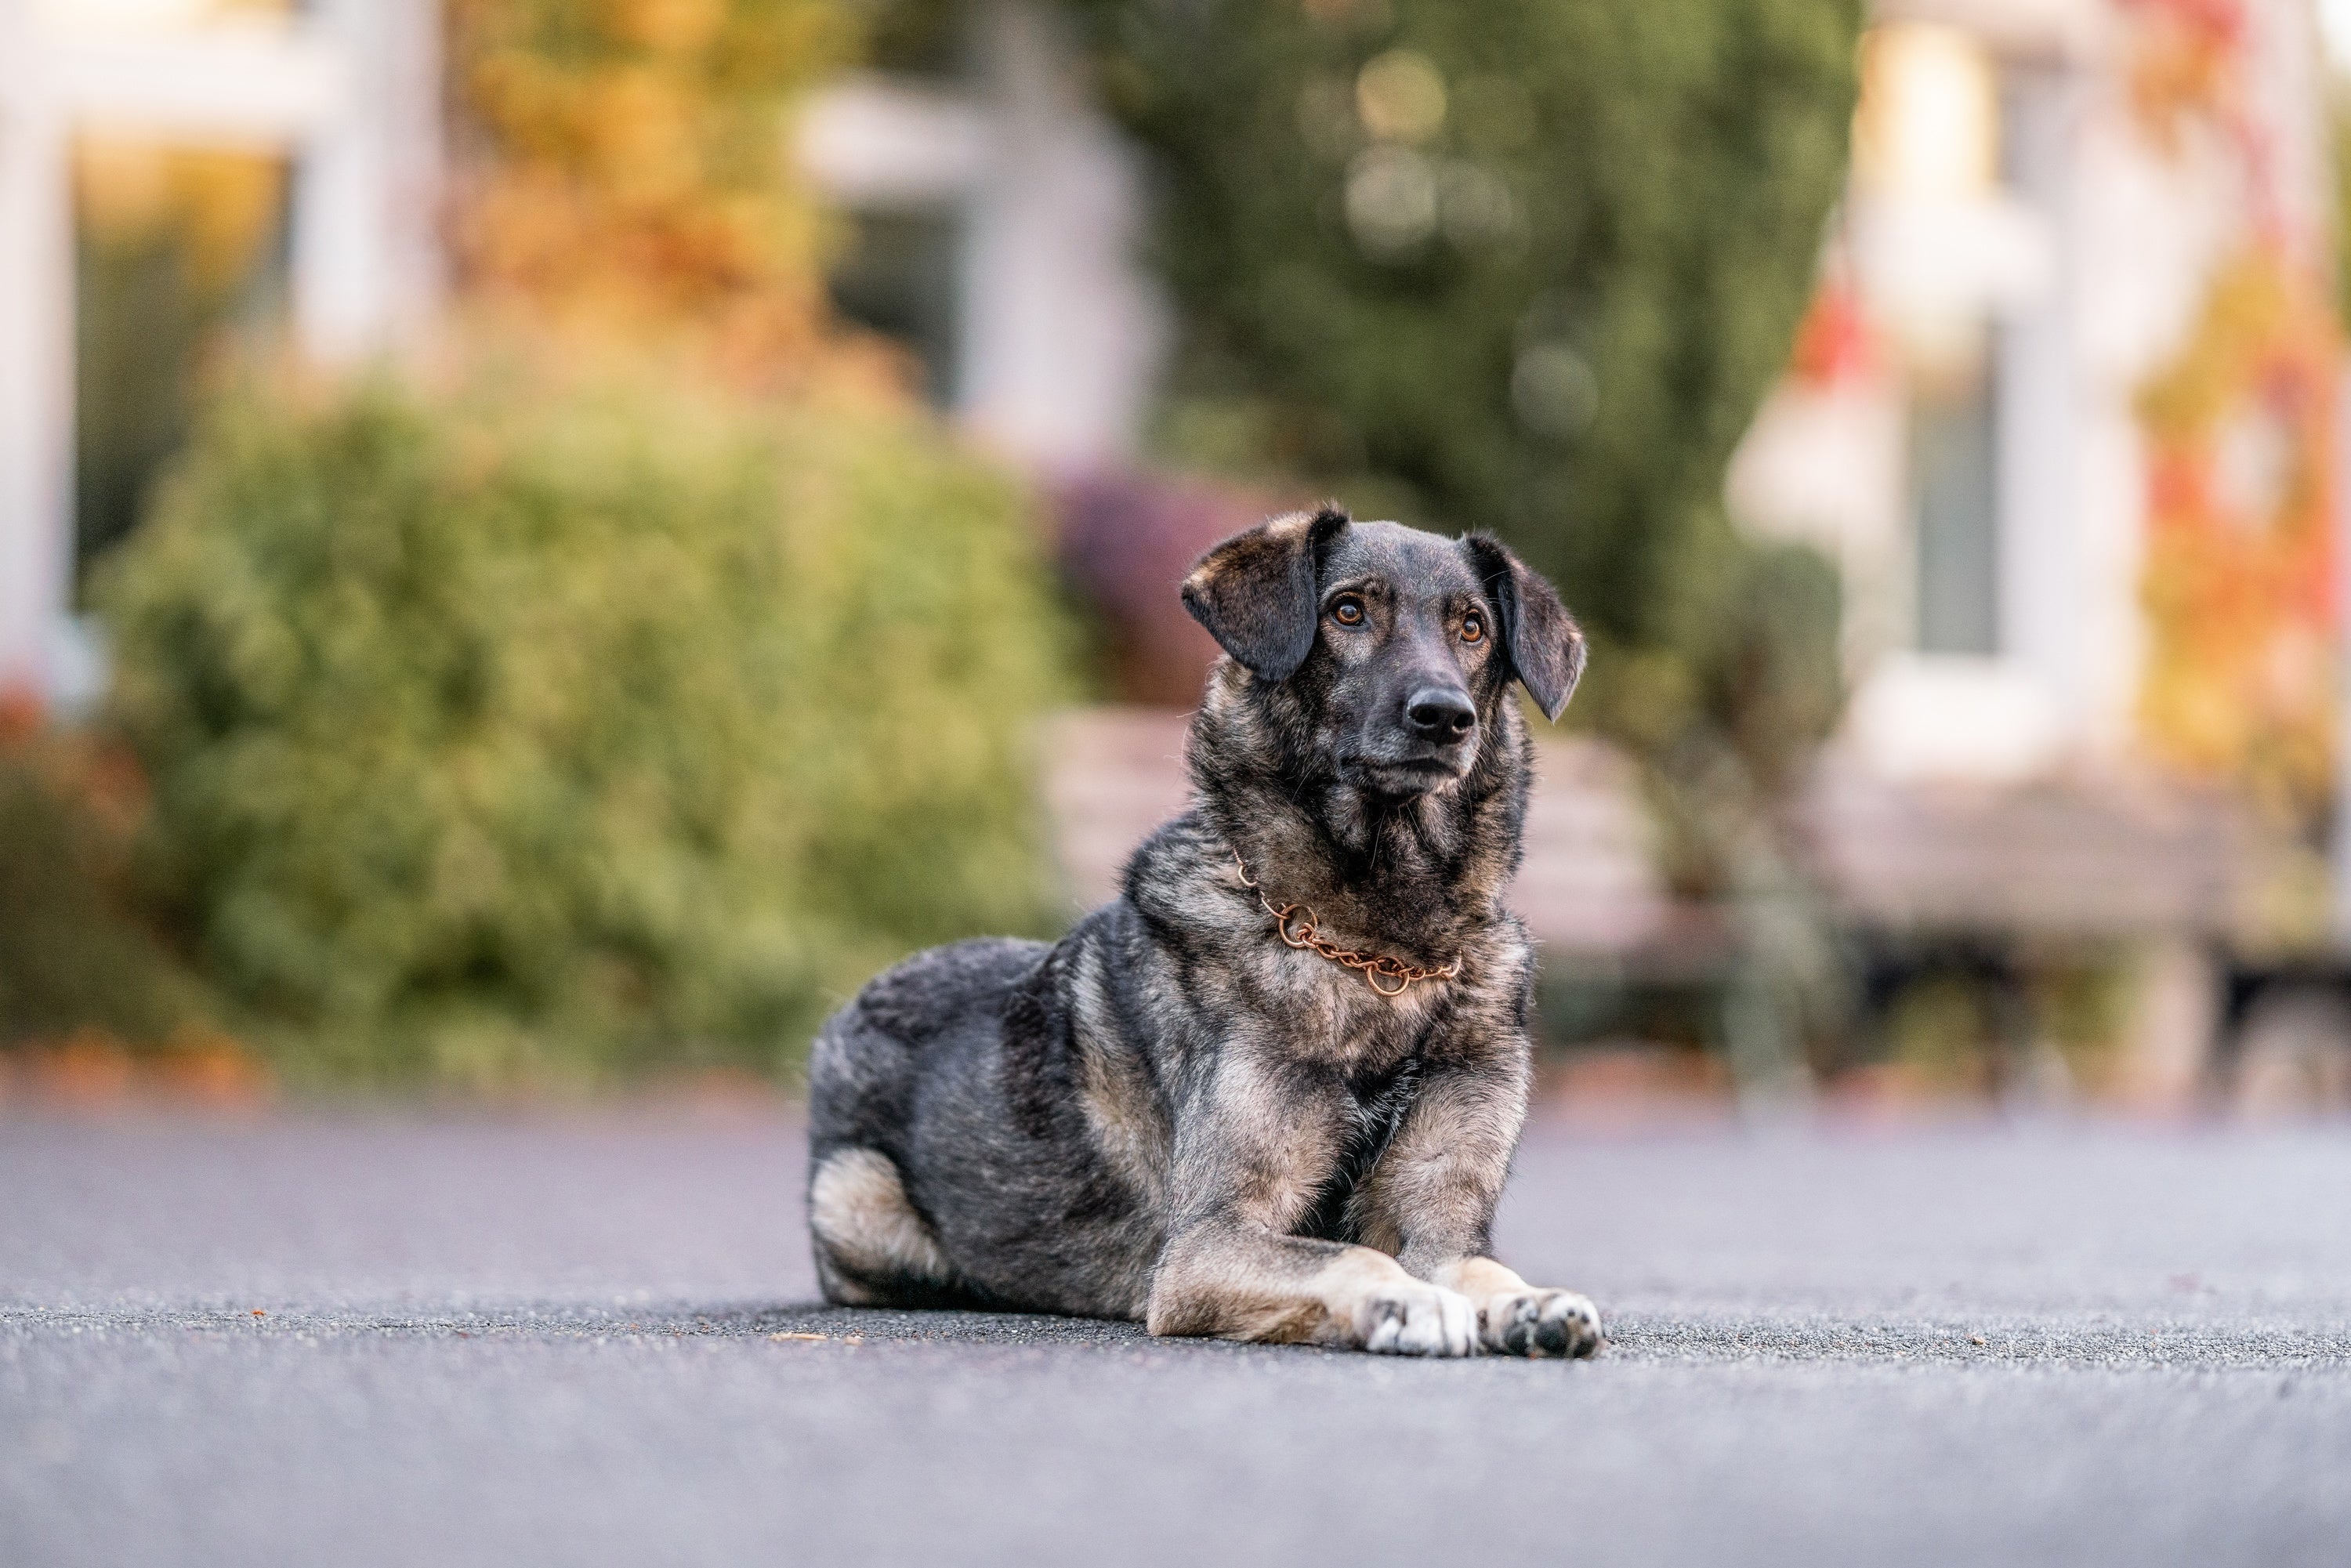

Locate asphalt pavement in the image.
[4,1107,2349,1566]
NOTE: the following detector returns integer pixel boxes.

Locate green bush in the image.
[1071,0,1858,802]
[0,700,205,1048]
[96,368,1069,1087]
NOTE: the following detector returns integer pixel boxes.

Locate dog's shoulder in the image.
[1118,807,1253,943]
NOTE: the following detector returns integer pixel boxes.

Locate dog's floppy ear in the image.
[1462,533,1585,721]
[1180,505,1351,682]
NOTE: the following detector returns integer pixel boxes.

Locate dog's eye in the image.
[1330,596,1367,627]
[1462,611,1487,644]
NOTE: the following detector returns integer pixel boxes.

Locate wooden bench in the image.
[1788,759,2256,943]
[1041,708,2277,1099]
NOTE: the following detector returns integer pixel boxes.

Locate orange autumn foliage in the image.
[2136,249,2338,824]
[2117,0,2245,152]
[2119,0,2339,829]
[447,0,880,388]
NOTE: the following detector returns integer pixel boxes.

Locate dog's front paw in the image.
[1479,1288,1603,1359]
[1349,1281,1480,1356]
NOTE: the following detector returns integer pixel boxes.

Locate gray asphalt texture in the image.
[5,1112,2349,1567]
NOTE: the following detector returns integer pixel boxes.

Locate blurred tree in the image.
[448,0,881,386]
[97,370,1067,1088]
[1070,0,1857,838]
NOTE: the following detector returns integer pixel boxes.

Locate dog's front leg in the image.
[1357,1060,1604,1359]
[1148,1220,1478,1355]
[1143,1054,1478,1356]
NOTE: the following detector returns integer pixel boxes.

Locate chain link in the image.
[1232,852,1461,998]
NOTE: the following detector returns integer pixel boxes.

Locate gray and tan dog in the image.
[806,505,1602,1357]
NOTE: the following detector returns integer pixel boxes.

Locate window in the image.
[825,208,962,407]
[1909,349,1998,655]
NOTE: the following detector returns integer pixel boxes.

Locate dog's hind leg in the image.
[808,1147,958,1306]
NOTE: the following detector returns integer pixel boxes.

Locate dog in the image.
[806,504,1603,1356]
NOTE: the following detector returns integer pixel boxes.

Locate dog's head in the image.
[1180,505,1585,798]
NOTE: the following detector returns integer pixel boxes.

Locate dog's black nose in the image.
[1405,688,1477,742]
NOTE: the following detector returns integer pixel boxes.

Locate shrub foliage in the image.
[0,696,201,1048]
[98,371,1067,1085]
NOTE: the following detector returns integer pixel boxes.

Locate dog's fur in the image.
[806,506,1603,1356]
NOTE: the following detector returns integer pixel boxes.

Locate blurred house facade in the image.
[0,0,439,704]
[1729,0,2335,794]
[796,0,1165,471]
[1730,0,2345,1105]
[2,0,2337,1098]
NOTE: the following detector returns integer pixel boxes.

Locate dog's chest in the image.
[1290,1048,1427,1242]
[1249,941,1447,1065]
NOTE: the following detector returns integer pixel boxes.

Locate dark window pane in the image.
[826,208,962,407]
[1911,364,1998,656]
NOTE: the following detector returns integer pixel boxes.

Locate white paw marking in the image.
[1356,1282,1480,1356]
[1480,1288,1603,1359]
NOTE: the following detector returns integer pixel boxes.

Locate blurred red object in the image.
[0,684,43,749]
[1055,472,1296,708]
[1787,281,1875,389]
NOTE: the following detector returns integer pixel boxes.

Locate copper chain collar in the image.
[1232,851,1462,998]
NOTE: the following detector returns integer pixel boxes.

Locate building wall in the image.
[799,0,1165,473]
[0,0,440,703]
[1728,0,2334,788]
